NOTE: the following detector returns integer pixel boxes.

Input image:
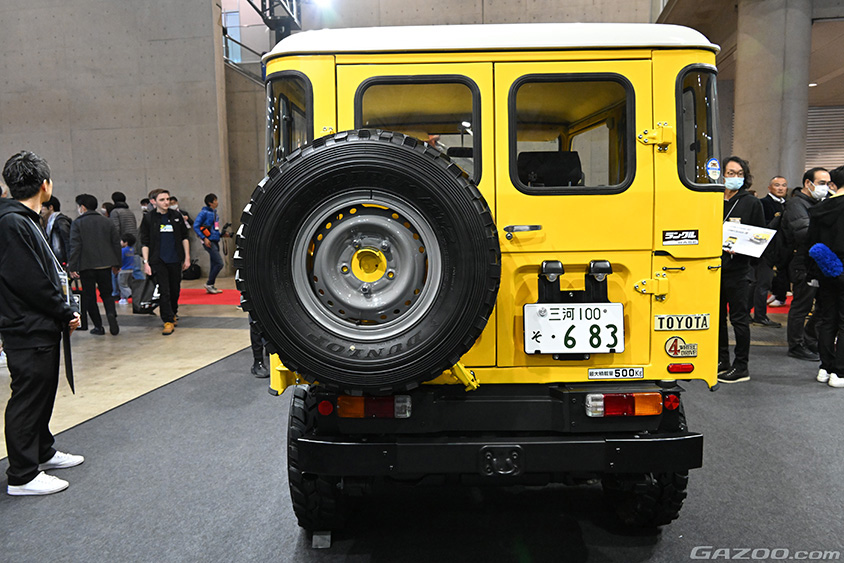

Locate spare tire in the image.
[236,130,500,394]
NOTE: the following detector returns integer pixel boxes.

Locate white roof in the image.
[264,23,718,62]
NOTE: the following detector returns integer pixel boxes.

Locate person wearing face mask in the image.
[782,167,831,361]
[718,156,765,383]
[806,165,844,387]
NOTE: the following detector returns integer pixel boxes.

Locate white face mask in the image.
[724,177,744,191]
[811,182,829,200]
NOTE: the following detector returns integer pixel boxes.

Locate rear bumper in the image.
[298,431,703,477]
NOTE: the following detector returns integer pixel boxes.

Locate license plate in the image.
[588,367,644,380]
[524,303,624,354]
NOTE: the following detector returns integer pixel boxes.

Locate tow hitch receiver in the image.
[480,445,523,476]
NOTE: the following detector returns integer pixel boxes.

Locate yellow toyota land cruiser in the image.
[236,22,723,532]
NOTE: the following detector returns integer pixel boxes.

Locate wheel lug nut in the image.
[341,265,349,274]
[380,240,390,251]
[361,283,371,294]
[386,270,395,280]
[352,238,361,249]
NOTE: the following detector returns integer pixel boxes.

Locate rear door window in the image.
[677,66,721,190]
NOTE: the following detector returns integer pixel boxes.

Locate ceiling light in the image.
[809,83,818,87]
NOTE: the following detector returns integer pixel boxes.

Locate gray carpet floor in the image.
[1,345,843,563]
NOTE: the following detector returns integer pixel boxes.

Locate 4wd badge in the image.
[663,230,699,245]
[665,336,698,358]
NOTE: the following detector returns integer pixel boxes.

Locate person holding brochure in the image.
[718,156,765,383]
[0,151,83,496]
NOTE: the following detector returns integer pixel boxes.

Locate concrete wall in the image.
[301,0,655,28]
[225,65,266,241]
[0,0,230,275]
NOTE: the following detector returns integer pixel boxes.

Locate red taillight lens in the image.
[317,400,334,416]
[603,393,635,416]
[663,394,681,410]
[364,397,394,418]
[667,363,695,374]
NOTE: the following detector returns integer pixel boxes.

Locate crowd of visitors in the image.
[718,156,844,389]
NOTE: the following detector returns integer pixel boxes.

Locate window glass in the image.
[266,74,312,170]
[678,68,721,188]
[359,80,478,180]
[513,78,629,192]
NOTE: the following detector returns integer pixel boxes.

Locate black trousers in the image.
[152,261,182,323]
[751,261,776,321]
[719,273,751,371]
[816,277,844,374]
[4,343,61,486]
[786,266,818,351]
[80,268,117,329]
[249,314,264,362]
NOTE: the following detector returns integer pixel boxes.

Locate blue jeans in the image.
[204,240,223,286]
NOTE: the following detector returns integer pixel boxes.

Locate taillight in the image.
[585,392,663,417]
[663,394,681,410]
[335,395,412,419]
[667,363,695,374]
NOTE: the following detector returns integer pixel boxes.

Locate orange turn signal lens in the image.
[337,396,365,418]
[633,393,663,416]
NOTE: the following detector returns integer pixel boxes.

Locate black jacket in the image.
[722,189,765,277]
[0,199,77,349]
[782,190,817,273]
[807,194,844,272]
[760,193,785,228]
[68,211,121,272]
[759,194,786,266]
[48,212,72,268]
[139,208,190,265]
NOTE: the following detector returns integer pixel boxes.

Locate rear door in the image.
[493,59,655,369]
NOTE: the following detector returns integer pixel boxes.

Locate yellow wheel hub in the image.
[350,248,387,282]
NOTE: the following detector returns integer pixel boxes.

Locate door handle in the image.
[503,225,542,240]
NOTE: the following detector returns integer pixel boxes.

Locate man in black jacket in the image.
[783,168,831,361]
[69,194,122,336]
[808,165,844,388]
[751,176,788,327]
[0,151,83,496]
[718,156,765,383]
[39,196,72,270]
[140,188,191,335]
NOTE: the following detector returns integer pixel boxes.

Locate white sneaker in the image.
[7,472,68,496]
[118,298,128,305]
[829,373,844,388]
[766,294,776,304]
[38,450,85,471]
[818,368,830,383]
[769,300,785,308]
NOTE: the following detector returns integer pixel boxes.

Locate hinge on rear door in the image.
[634,272,669,300]
[637,122,674,152]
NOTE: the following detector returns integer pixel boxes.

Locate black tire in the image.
[602,471,690,527]
[237,130,500,394]
[287,386,346,531]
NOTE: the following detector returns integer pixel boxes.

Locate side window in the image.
[356,77,480,181]
[677,66,721,190]
[511,75,632,194]
[266,72,313,170]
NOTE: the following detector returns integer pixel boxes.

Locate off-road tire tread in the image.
[236,129,500,394]
[287,386,346,531]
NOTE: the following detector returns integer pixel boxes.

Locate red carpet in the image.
[766,295,792,312]
[98,289,241,306]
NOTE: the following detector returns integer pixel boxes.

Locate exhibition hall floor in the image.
[1,299,842,562]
